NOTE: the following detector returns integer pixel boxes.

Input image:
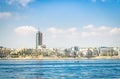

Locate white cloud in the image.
[81,32,97,37]
[0,12,11,19]
[47,27,63,34]
[7,0,34,7]
[83,25,120,37]
[83,24,94,30]
[44,25,120,47]
[47,25,120,39]
[110,28,120,35]
[14,26,37,35]
[67,27,77,32]
[47,27,78,38]
[83,25,111,32]
[51,35,57,38]
[99,26,110,30]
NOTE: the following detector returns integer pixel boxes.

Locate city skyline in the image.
[0,0,120,48]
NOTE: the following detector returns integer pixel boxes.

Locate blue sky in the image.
[0,0,120,48]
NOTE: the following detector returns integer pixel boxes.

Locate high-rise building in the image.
[36,31,42,49]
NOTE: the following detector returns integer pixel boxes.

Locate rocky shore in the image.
[1,56,120,60]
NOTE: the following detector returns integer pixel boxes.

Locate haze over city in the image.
[0,0,120,48]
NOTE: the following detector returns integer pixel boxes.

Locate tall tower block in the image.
[36,31,42,49]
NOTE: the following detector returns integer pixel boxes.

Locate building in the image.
[36,31,42,49]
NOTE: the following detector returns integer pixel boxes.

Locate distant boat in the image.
[75,60,79,63]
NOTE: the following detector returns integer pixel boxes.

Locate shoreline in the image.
[0,56,120,60]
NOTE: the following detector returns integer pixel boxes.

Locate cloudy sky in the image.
[0,0,120,48]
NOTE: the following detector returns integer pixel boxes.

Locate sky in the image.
[0,0,120,48]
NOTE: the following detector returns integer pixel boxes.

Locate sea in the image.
[0,59,120,79]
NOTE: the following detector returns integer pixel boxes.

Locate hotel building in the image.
[36,31,42,49]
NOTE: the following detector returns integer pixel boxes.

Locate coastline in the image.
[0,56,120,60]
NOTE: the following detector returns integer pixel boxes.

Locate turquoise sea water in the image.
[0,59,120,79]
